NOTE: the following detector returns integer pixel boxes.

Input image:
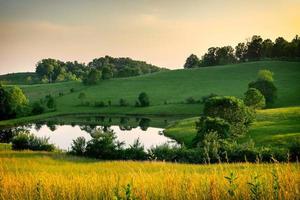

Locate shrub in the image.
[31,102,45,115]
[45,95,56,109]
[138,92,150,107]
[289,140,300,161]
[258,69,274,82]
[122,139,147,160]
[12,132,55,151]
[202,132,222,163]
[185,97,197,104]
[248,80,277,107]
[244,88,266,109]
[70,137,86,156]
[78,92,86,105]
[59,92,64,96]
[248,70,277,107]
[70,88,75,93]
[194,116,230,146]
[94,101,106,107]
[119,98,129,107]
[85,129,121,159]
[203,96,253,137]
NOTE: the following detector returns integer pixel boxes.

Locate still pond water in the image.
[0,115,181,150]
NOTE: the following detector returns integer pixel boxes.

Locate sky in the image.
[0,0,299,74]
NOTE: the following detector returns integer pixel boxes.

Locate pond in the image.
[0,115,183,151]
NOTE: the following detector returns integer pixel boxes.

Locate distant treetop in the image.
[184,34,300,68]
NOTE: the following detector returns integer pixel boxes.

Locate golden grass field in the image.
[0,151,299,200]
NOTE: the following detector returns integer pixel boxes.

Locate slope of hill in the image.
[0,72,38,85]
[164,106,300,148]
[0,61,299,126]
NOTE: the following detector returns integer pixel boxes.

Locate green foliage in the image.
[244,88,266,109]
[0,84,11,120]
[203,96,253,137]
[85,129,121,159]
[225,172,238,197]
[83,69,101,85]
[88,56,166,78]
[248,175,262,200]
[123,139,147,160]
[78,92,86,105]
[258,69,274,82]
[184,54,200,68]
[45,95,56,109]
[289,140,300,161]
[249,70,277,107]
[185,34,300,68]
[70,137,86,156]
[138,92,150,107]
[101,66,113,80]
[8,86,28,116]
[194,116,230,146]
[202,132,222,163]
[0,85,29,119]
[119,98,129,107]
[11,132,55,151]
[185,97,198,104]
[94,101,106,107]
[31,102,45,115]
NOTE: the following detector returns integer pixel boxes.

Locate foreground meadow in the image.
[0,151,299,200]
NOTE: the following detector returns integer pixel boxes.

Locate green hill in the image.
[0,72,38,85]
[1,61,300,126]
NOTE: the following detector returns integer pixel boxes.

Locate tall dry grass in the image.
[0,151,299,200]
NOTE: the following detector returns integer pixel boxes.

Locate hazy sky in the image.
[0,0,299,74]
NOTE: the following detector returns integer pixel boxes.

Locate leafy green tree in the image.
[101,66,113,80]
[272,37,289,57]
[85,129,121,159]
[31,101,45,115]
[246,35,263,60]
[248,70,277,107]
[193,116,230,146]
[203,96,253,137]
[0,84,11,119]
[138,92,150,107]
[45,95,56,109]
[244,88,266,109]
[235,42,247,61]
[202,47,218,66]
[83,69,101,85]
[261,39,274,58]
[8,86,28,117]
[70,137,86,156]
[184,54,200,68]
[36,59,63,83]
[78,92,86,105]
[215,46,236,65]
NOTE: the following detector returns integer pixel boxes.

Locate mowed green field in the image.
[164,106,300,148]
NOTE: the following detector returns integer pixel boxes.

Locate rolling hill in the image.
[1,60,300,125]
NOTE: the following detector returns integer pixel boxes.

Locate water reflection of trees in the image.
[139,118,150,131]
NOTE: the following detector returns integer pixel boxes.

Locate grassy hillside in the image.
[164,106,300,148]
[1,61,299,125]
[0,72,38,85]
[0,150,299,199]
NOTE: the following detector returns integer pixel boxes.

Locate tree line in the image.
[184,35,300,68]
[35,56,167,84]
